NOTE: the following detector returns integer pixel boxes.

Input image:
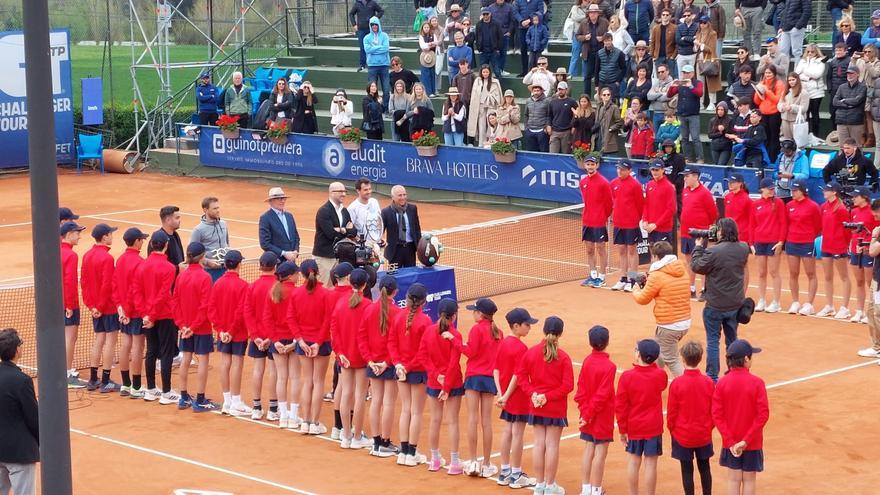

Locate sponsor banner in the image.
[81,77,103,125]
[373,265,457,321]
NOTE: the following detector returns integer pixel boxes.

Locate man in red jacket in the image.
[680,167,719,299]
[60,221,87,389]
[641,159,677,244]
[113,227,149,398]
[610,162,645,292]
[579,155,613,287]
[81,223,120,393]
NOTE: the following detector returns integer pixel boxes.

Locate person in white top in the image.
[330,89,354,136]
[347,178,385,258]
[522,56,555,94]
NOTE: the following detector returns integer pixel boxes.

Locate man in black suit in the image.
[313,182,358,285]
[258,187,301,262]
[381,185,422,268]
[0,328,38,495]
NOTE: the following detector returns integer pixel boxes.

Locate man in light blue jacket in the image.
[364,16,391,111]
[772,139,809,201]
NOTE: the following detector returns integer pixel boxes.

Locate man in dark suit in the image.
[0,328,39,495]
[381,185,422,268]
[258,187,301,262]
[313,182,358,286]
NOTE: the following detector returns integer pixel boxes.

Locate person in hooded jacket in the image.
[364,16,391,111]
[349,0,385,71]
[708,101,733,165]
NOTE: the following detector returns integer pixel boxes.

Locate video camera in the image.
[334,234,379,269]
[836,169,860,207]
[843,221,866,233]
[688,225,719,242]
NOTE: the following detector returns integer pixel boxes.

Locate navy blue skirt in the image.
[427,386,465,398]
[580,432,612,444]
[464,375,497,394]
[626,434,663,456]
[499,410,530,423]
[404,370,428,385]
[217,340,248,356]
[528,415,568,427]
[269,338,295,354]
[121,317,144,336]
[93,314,120,333]
[367,366,396,380]
[247,341,273,359]
[179,334,214,355]
[64,308,81,326]
[720,448,764,472]
[294,340,332,356]
[671,438,714,461]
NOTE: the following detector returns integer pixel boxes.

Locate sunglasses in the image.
[841,24,850,27]
[331,190,347,194]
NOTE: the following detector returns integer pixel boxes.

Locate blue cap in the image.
[543,316,564,335]
[616,161,633,170]
[334,262,354,278]
[662,138,676,148]
[791,181,808,193]
[186,242,206,258]
[438,298,459,316]
[589,325,610,348]
[149,230,169,246]
[727,173,745,183]
[378,275,398,293]
[698,15,710,23]
[259,251,279,267]
[224,249,243,265]
[854,186,872,198]
[824,182,842,193]
[649,158,665,169]
[407,283,428,300]
[59,207,79,222]
[505,308,538,325]
[350,268,368,286]
[200,71,211,79]
[681,166,701,175]
[759,178,775,189]
[466,297,498,315]
[91,223,117,240]
[300,259,319,275]
[122,227,149,244]
[276,261,300,278]
[480,6,491,13]
[726,339,762,359]
[637,338,661,364]
[60,221,86,237]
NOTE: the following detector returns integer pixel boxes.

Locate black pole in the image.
[105,0,115,128]
[208,0,215,60]
[22,0,74,493]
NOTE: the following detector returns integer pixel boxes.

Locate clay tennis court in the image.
[1,169,877,494]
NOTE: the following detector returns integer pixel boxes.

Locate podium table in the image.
[374,265,457,321]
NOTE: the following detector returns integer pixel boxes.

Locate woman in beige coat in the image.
[695,18,720,110]
[594,88,623,154]
[467,64,503,145]
[496,89,523,146]
[778,73,810,141]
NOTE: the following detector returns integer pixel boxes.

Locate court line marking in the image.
[0,208,156,228]
[69,428,320,495]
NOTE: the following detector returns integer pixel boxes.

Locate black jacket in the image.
[827,55,852,99]
[476,18,503,52]
[691,240,750,311]
[349,0,384,31]
[390,68,420,93]
[822,149,879,185]
[547,96,577,131]
[291,91,319,134]
[779,0,811,31]
[259,209,301,256]
[833,80,867,125]
[313,201,357,258]
[267,91,295,123]
[0,361,39,464]
[381,203,422,262]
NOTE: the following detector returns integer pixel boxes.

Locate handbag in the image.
[563,17,575,42]
[412,10,426,33]
[699,59,720,77]
[434,49,444,75]
[436,0,447,15]
[792,107,810,148]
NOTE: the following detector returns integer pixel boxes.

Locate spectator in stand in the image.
[552,68,570,96]
[624,64,652,107]
[196,72,220,126]
[571,94,595,147]
[650,9,678,77]
[388,80,411,141]
[648,63,675,130]
[397,83,434,134]
[735,0,765,59]
[390,56,420,94]
[817,183,853,320]
[855,45,880,149]
[514,0,546,77]
[773,139,809,202]
[622,97,645,146]
[674,0,697,22]
[754,65,785,159]
[655,112,680,151]
[828,0,853,39]
[695,15,720,110]
[778,73,809,141]
[565,0,592,77]
[476,8,503,77]
[827,43,853,126]
[330,89,354,137]
[364,16,391,112]
[757,37,789,77]
[624,0,654,44]
[441,87,467,146]
[418,22,441,97]
[361,81,385,140]
[674,8,699,78]
[579,155,613,287]
[795,44,827,137]
[778,0,811,65]
[726,65,757,109]
[461,16,476,54]
[594,86,623,153]
[597,33,628,99]
[833,16,861,57]
[548,82,577,153]
[523,56,555,95]
[468,64,503,147]
[523,84,551,151]
[708,101,733,165]
[577,4,610,96]
[751,178,787,314]
[784,181,822,316]
[730,110,769,168]
[497,89,522,146]
[727,45,757,86]
[452,59,477,141]
[224,72,252,129]
[730,97,753,137]
[701,0,726,57]
[653,0,676,20]
[610,161,646,292]
[350,0,384,72]
[833,66,868,146]
[291,82,319,134]
[415,0,439,17]
[668,64,705,163]
[609,15,635,56]
[488,0,516,75]
[641,159,677,243]
[445,4,466,43]
[680,167,719,299]
[849,187,876,327]
[628,40,654,80]
[525,12,550,72]
[863,10,880,50]
[628,112,655,159]
[447,32,474,83]
[868,48,880,163]
[822,137,879,185]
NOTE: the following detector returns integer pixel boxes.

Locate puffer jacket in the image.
[525,12,550,52]
[795,57,827,99]
[524,94,551,129]
[872,79,880,122]
[632,255,691,326]
[833,80,867,125]
[779,0,811,31]
[675,21,699,56]
[826,55,852,99]
[625,0,654,40]
[597,46,627,84]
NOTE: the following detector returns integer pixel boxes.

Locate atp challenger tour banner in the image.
[200,127,777,204]
[0,29,74,168]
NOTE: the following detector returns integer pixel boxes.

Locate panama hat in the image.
[266,187,289,201]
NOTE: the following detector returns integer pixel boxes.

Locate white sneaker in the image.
[340,436,352,449]
[143,388,161,402]
[289,416,302,429]
[754,299,766,312]
[835,307,852,320]
[798,303,815,316]
[279,417,289,429]
[221,402,231,415]
[815,305,835,318]
[623,282,633,292]
[397,453,407,465]
[351,435,372,449]
[266,410,280,422]
[851,310,865,323]
[857,347,880,358]
[787,302,801,314]
[610,280,626,291]
[299,422,310,434]
[545,483,566,495]
[230,403,253,417]
[404,452,427,466]
[330,426,342,439]
[250,408,264,420]
[862,315,869,324]
[159,390,180,405]
[464,460,481,477]
[480,463,499,478]
[765,301,781,313]
[310,423,328,435]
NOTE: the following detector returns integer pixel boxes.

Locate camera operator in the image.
[690,217,750,382]
[859,199,880,358]
[822,138,879,186]
[816,183,853,319]
[849,187,876,326]
[631,241,692,377]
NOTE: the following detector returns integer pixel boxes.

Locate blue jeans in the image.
[583,51,599,95]
[479,51,501,78]
[420,66,436,95]
[569,38,583,77]
[499,35,510,73]
[703,306,740,381]
[524,129,549,152]
[651,111,664,134]
[367,65,390,111]
[357,29,369,68]
[518,27,530,74]
[831,8,843,37]
[444,131,464,145]
[679,114,703,161]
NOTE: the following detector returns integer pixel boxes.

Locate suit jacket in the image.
[259,209,301,257]
[0,361,39,464]
[381,203,422,261]
[313,201,357,258]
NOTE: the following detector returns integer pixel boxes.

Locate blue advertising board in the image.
[373,265,457,321]
[81,77,103,126]
[0,29,74,168]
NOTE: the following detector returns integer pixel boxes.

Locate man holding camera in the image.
[691,217,750,381]
[822,138,879,186]
[860,199,880,358]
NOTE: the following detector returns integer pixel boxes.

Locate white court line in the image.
[0,208,156,228]
[69,428,320,495]
[765,359,879,390]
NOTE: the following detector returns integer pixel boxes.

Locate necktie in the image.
[398,209,407,242]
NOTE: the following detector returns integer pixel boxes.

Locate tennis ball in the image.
[428,257,436,263]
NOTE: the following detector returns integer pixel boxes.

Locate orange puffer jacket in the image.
[632,256,691,325]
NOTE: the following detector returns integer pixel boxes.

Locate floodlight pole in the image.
[22,0,74,493]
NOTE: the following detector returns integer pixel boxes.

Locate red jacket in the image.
[849,204,877,254]
[264,281,296,341]
[629,125,655,158]
[287,283,331,343]
[615,364,667,440]
[643,177,676,233]
[417,323,464,392]
[785,197,822,244]
[580,173,613,228]
[60,242,79,311]
[81,244,116,315]
[330,296,371,368]
[495,336,530,416]
[326,285,354,315]
[357,298,401,365]
[724,190,753,245]
[135,252,175,322]
[712,367,769,450]
[515,342,574,419]
[113,248,143,319]
[575,350,617,440]
[388,306,431,372]
[680,184,718,238]
[452,319,503,378]
[820,198,851,255]
[667,369,715,448]
[750,197,787,244]
[208,271,249,342]
[611,175,645,229]
[243,274,275,340]
[172,264,213,335]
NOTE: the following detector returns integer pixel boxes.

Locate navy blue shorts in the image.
[247,341,274,360]
[180,334,214,355]
[680,237,697,255]
[500,410,530,423]
[626,435,663,456]
[404,370,428,385]
[269,338,295,354]
[821,251,847,259]
[217,340,247,356]
[752,242,777,257]
[464,375,497,394]
[785,241,815,258]
[93,314,120,333]
[613,227,641,246]
[294,340,332,357]
[528,415,568,427]
[582,226,609,243]
[647,231,671,243]
[671,438,714,461]
[720,448,764,472]
[367,366,396,380]
[121,318,144,336]
[427,386,465,398]
[64,308,80,326]
[851,253,875,267]
[580,432,612,444]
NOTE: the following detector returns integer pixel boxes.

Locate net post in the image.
[23,0,74,492]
